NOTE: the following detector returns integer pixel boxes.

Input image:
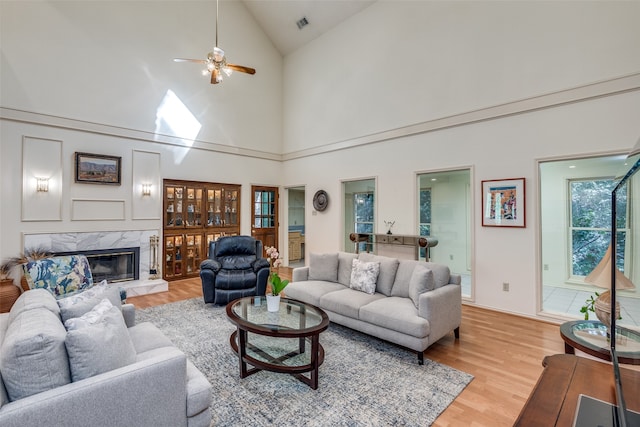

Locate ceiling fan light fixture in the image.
[213,47,225,62]
[222,66,233,77]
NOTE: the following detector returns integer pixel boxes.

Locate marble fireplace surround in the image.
[23,230,168,296]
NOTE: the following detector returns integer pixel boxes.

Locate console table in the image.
[514,354,640,426]
[349,233,438,261]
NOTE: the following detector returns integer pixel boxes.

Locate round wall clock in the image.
[313,190,329,211]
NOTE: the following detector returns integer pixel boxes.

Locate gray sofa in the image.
[285,252,461,363]
[0,288,212,427]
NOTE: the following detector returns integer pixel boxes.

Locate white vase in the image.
[266,294,280,312]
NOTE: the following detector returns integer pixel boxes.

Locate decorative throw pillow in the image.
[349,259,380,294]
[64,299,137,382]
[409,264,435,308]
[25,255,94,298]
[58,281,123,323]
[357,253,399,296]
[308,253,339,282]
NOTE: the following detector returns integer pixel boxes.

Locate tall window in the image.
[419,188,432,259]
[343,178,376,253]
[569,178,628,277]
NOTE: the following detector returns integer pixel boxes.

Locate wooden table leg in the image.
[564,341,575,355]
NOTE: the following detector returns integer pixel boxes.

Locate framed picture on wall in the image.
[481,177,525,227]
[74,152,121,185]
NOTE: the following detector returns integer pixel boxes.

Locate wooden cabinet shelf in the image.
[163,179,240,281]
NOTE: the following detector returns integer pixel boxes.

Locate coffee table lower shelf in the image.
[229,330,325,389]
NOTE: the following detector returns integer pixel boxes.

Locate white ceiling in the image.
[242,0,376,56]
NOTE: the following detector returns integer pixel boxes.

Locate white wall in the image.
[283,1,640,153]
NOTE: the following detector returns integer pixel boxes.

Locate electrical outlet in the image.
[449,254,454,260]
[543,264,549,271]
[502,282,509,292]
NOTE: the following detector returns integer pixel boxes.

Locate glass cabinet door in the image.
[185,233,202,274]
[165,185,185,228]
[206,189,223,227]
[164,235,184,278]
[224,188,239,226]
[185,186,203,227]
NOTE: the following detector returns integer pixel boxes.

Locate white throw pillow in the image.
[58,281,123,323]
[349,259,380,294]
[64,299,137,381]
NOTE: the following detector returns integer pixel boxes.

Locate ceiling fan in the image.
[174,0,256,85]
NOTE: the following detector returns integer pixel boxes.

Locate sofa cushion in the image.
[349,259,379,294]
[8,288,60,324]
[337,252,358,286]
[0,307,71,401]
[424,262,452,289]
[409,265,435,308]
[57,281,123,323]
[186,360,213,417]
[128,322,175,354]
[391,260,420,298]
[284,281,346,307]
[360,297,430,338]
[64,300,137,382]
[358,253,399,296]
[24,255,94,298]
[308,253,339,282]
[319,288,384,319]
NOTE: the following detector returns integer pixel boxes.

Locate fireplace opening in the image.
[55,247,140,283]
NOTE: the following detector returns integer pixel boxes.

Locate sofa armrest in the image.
[292,266,309,282]
[122,303,136,327]
[0,348,189,427]
[418,284,461,344]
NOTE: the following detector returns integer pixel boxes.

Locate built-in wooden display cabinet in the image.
[163,179,240,281]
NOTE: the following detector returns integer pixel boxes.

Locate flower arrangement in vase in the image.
[264,246,289,312]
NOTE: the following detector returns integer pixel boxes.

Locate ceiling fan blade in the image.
[210,68,220,84]
[174,58,207,64]
[227,64,256,75]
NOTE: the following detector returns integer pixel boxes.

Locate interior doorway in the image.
[287,187,306,267]
[251,186,278,253]
[416,169,472,299]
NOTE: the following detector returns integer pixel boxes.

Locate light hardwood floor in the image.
[127,271,566,426]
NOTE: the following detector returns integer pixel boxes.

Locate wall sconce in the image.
[36,177,49,192]
[142,183,152,196]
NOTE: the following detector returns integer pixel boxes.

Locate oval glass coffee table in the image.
[226,296,330,389]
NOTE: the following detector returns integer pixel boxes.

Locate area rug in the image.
[136,298,473,426]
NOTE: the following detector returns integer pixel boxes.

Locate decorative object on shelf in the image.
[313,190,329,211]
[74,152,122,185]
[384,220,395,235]
[481,177,526,227]
[149,235,160,279]
[173,0,256,85]
[583,244,635,328]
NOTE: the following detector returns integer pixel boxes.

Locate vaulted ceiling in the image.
[242,0,375,55]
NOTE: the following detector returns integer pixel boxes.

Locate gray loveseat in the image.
[0,288,212,427]
[285,252,461,364]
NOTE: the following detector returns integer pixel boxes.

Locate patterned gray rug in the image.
[136,298,473,426]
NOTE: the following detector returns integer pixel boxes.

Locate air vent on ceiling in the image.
[296,16,309,30]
